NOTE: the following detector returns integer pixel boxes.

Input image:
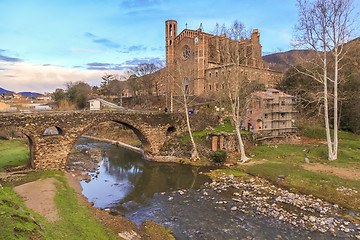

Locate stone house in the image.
[245,89,297,138]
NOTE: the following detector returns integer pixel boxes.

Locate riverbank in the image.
[204,171,360,238]
[0,140,175,239]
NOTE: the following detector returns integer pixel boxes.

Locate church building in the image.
[164,20,282,97]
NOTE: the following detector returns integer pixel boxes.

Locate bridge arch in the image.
[43,126,64,136]
[112,120,151,150]
[21,129,36,168]
[77,119,152,151]
[0,126,35,168]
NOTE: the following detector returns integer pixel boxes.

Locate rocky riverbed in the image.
[200,172,360,239]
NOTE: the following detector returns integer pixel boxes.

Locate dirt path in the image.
[13,178,60,222]
[10,172,175,239]
[303,163,360,180]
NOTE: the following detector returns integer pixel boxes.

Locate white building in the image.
[89,99,101,110]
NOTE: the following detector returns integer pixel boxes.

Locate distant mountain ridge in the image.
[0,88,41,97]
[19,92,41,98]
[263,37,360,73]
[263,49,317,72]
[0,87,13,94]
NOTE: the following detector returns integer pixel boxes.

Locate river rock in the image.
[231,206,237,211]
[242,191,250,196]
[227,174,234,180]
[304,157,310,163]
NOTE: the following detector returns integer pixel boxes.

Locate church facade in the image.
[164,20,282,97]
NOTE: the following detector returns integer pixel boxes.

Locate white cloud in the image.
[0,62,121,93]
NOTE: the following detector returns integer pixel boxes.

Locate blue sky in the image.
[0,0,359,93]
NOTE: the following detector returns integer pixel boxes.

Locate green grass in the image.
[239,125,360,211]
[0,172,119,240]
[0,185,41,239]
[178,118,252,144]
[297,122,360,141]
[43,174,119,240]
[0,140,29,170]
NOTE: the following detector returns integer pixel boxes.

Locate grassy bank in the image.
[0,139,174,239]
[1,171,120,240]
[0,139,29,170]
[222,124,360,212]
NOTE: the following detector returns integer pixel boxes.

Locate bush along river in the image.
[69,138,360,239]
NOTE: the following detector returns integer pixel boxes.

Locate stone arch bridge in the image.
[0,110,219,171]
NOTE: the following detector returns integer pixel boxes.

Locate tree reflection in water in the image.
[78,138,211,208]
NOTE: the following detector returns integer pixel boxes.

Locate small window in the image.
[209,73,212,78]
[281,113,285,118]
[281,101,285,105]
[216,72,218,77]
[209,84,212,91]
[264,114,268,119]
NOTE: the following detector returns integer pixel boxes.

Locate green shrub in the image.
[211,150,227,163]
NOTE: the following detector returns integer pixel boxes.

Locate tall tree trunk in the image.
[333,47,339,160]
[235,124,249,162]
[232,83,250,163]
[323,49,334,160]
[183,92,199,160]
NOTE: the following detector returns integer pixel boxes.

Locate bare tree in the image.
[295,0,354,161]
[167,58,200,160]
[228,20,247,41]
[130,62,164,96]
[212,22,220,36]
[213,20,250,40]
[215,21,256,162]
[326,0,354,159]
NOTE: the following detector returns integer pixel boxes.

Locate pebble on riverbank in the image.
[202,174,360,238]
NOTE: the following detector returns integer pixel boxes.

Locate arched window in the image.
[184,77,189,94]
[170,24,173,36]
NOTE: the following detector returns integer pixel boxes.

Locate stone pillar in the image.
[212,136,218,151]
[219,135,224,150]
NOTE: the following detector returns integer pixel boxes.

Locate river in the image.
[74,138,350,239]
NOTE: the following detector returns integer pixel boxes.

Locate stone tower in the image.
[165,20,177,67]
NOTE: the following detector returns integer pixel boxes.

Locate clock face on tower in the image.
[183,45,190,59]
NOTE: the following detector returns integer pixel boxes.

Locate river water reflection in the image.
[77,138,340,240]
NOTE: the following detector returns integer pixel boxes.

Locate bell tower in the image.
[165,20,177,67]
